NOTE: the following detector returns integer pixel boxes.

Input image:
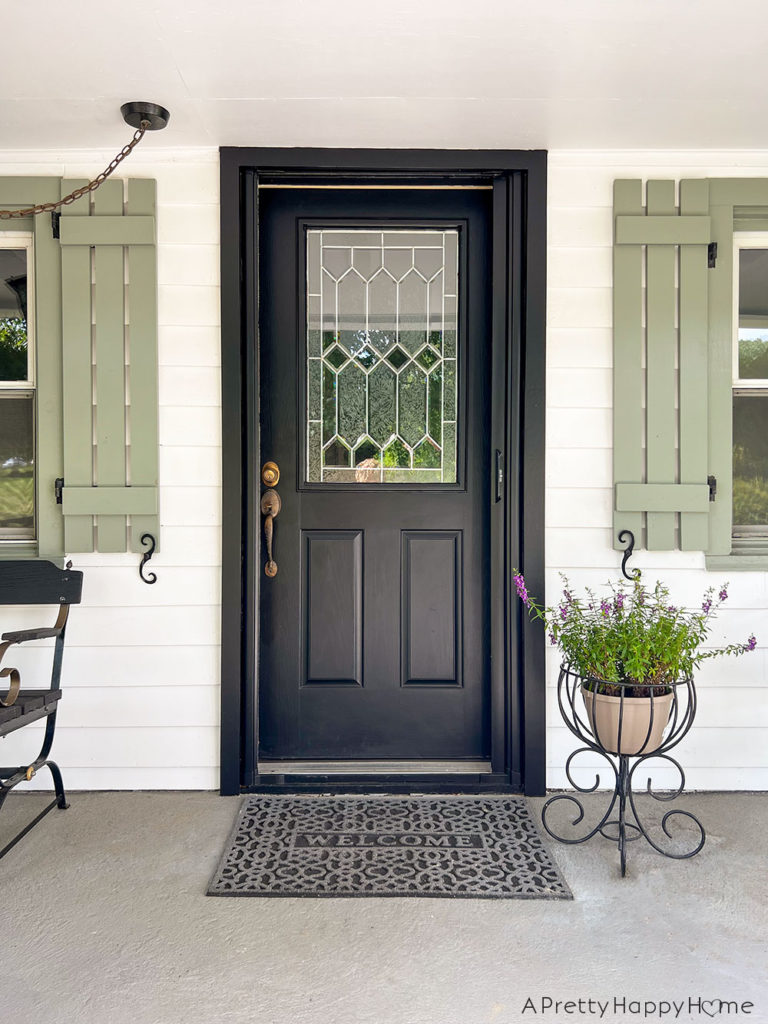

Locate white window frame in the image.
[0,230,36,543]
[732,232,768,540]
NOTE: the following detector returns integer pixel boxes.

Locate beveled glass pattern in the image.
[306,229,459,483]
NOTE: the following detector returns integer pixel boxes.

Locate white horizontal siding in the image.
[0,150,222,790]
[160,406,221,447]
[159,326,220,367]
[546,149,768,790]
[0,727,218,768]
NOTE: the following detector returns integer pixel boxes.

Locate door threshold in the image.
[257,759,493,776]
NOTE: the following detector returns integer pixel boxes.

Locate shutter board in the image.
[616,483,710,513]
[612,180,644,547]
[60,178,159,554]
[613,179,713,552]
[707,201,736,557]
[615,215,711,245]
[679,180,711,550]
[60,181,94,553]
[126,179,160,554]
[33,193,66,559]
[92,180,128,552]
[59,216,155,246]
[645,180,677,550]
[61,487,156,516]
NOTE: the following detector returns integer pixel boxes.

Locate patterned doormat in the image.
[207,795,571,899]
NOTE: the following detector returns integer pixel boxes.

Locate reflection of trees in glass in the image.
[733,426,768,524]
[0,319,33,531]
[0,318,28,381]
[0,471,33,528]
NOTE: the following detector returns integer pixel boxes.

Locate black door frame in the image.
[219,148,547,796]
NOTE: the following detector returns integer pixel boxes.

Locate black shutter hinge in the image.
[54,477,64,504]
[51,212,61,240]
[707,242,717,269]
[708,475,717,502]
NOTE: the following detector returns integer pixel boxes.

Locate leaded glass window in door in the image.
[306,229,459,483]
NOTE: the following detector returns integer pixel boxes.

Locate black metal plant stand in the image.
[542,665,705,876]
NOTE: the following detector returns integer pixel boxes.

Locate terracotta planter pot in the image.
[581,686,674,755]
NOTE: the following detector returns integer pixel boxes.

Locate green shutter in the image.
[0,178,65,559]
[0,175,160,558]
[613,179,713,551]
[59,178,159,553]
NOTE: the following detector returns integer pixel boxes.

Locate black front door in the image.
[257,186,493,762]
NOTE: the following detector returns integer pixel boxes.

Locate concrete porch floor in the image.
[1,792,766,1024]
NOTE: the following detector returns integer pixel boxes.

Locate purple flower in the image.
[747,635,757,652]
[667,605,677,614]
[549,633,557,646]
[559,604,568,621]
[513,573,529,606]
[614,593,625,612]
[600,599,611,616]
[719,587,729,602]
[702,599,712,614]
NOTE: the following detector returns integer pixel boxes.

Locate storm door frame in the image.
[219,148,547,796]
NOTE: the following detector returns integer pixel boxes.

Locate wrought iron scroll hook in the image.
[139,533,157,585]
[618,530,641,582]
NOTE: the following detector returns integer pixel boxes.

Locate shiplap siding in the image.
[547,151,768,791]
[0,150,220,789]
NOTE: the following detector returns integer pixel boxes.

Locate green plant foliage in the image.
[0,318,28,381]
[0,466,33,528]
[738,336,768,378]
[512,572,756,695]
[733,474,768,525]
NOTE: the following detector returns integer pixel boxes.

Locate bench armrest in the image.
[0,604,70,646]
[1,626,63,643]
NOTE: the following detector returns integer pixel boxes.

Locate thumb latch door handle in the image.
[260,489,282,577]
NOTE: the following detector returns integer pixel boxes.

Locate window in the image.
[0,234,35,542]
[733,238,768,539]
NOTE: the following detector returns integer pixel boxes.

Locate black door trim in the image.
[219,148,547,796]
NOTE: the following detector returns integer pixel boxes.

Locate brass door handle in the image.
[261,489,282,577]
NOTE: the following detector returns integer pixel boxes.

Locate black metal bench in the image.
[0,560,83,859]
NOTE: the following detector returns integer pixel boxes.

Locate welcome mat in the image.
[207,795,571,899]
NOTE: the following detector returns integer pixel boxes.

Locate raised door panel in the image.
[302,530,363,686]
[401,531,462,686]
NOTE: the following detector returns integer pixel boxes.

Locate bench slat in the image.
[0,690,62,738]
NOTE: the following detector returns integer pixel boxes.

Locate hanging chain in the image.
[0,121,149,220]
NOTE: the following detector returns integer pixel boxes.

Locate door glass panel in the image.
[306,228,459,483]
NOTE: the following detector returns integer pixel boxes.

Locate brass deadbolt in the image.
[261,461,280,487]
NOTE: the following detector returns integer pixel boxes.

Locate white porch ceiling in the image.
[3,0,768,151]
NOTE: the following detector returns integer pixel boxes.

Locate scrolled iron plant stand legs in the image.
[541,666,706,877]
